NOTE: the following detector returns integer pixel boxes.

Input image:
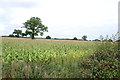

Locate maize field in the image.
[1,37,119,78]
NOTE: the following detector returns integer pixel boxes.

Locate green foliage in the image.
[116,40,120,42]
[12,29,22,37]
[2,38,96,78]
[9,34,15,37]
[107,39,113,42]
[93,39,100,41]
[79,42,119,78]
[46,36,51,39]
[21,33,27,37]
[73,37,78,40]
[23,17,48,39]
[2,38,119,78]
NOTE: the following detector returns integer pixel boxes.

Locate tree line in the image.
[6,17,119,42]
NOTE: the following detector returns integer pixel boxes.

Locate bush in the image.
[103,39,113,42]
[79,42,120,78]
[73,37,78,40]
[46,36,51,39]
[107,39,113,42]
[116,40,120,42]
[9,34,15,37]
[93,39,100,41]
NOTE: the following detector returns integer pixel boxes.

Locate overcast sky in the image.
[0,0,119,40]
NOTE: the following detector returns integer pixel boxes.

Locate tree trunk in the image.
[31,33,34,39]
[31,29,35,39]
[17,34,19,38]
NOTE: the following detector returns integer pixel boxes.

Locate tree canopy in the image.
[73,37,78,40]
[23,17,48,39]
[82,35,87,41]
[46,36,51,39]
[12,29,22,37]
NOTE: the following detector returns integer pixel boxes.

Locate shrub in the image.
[46,36,51,39]
[9,34,15,37]
[73,37,78,40]
[93,39,100,41]
[79,42,120,78]
[107,39,113,42]
[116,40,120,42]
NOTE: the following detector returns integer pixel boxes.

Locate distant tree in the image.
[54,38,57,39]
[46,36,51,39]
[93,39,100,41]
[9,34,15,37]
[73,37,78,40]
[23,17,48,39]
[108,39,113,42]
[82,35,87,41]
[12,29,22,37]
[116,40,120,42]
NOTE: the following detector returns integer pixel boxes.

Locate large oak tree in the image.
[23,17,48,39]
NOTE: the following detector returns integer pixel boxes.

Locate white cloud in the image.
[0,8,4,15]
[0,0,119,39]
[0,24,5,31]
[0,0,39,8]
